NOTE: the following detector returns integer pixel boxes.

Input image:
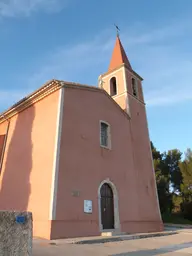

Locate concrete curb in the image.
[72,231,178,245]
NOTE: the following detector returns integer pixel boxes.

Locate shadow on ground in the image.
[110,242,192,256]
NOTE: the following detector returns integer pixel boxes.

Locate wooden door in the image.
[100,183,114,229]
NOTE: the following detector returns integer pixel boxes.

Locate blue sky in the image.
[0,0,192,154]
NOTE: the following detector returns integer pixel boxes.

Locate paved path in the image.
[33,232,192,256]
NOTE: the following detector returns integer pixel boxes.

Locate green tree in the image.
[172,194,182,213]
[156,171,173,214]
[180,149,192,220]
[161,149,183,193]
[151,142,173,214]
[180,148,192,203]
[151,142,192,222]
[151,142,162,163]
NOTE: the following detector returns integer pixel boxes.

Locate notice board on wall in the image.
[84,200,92,213]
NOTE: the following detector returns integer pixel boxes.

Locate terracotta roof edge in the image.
[0,78,130,124]
[0,79,61,123]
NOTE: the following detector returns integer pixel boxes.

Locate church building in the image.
[0,35,163,239]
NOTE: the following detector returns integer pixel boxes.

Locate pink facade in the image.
[0,37,163,240]
[0,86,60,239]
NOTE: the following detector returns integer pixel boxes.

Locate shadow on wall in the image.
[0,104,35,211]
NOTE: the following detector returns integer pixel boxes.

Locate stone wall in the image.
[0,211,32,256]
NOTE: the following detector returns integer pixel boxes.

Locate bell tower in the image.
[99,35,163,226]
[99,35,144,116]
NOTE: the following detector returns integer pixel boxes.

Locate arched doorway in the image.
[100,183,114,229]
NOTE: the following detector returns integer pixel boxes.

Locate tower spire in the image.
[108,34,132,72]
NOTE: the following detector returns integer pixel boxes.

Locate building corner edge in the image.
[49,86,65,220]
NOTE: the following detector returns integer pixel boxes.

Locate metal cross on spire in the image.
[114,24,120,37]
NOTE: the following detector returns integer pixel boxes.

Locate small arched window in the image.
[132,78,137,97]
[110,77,117,96]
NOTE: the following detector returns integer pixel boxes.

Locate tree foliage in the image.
[151,142,173,214]
[151,142,192,221]
[180,148,192,202]
[163,149,183,192]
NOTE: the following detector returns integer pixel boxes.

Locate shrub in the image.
[181,201,192,221]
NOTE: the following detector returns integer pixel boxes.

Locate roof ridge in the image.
[0,79,130,123]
